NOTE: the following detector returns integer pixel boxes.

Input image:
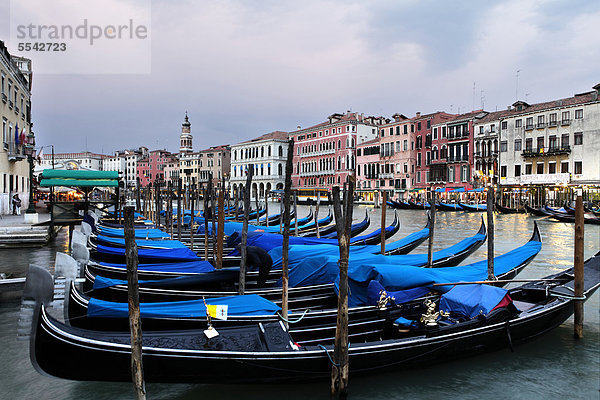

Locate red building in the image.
[136,149,178,186]
[413,111,455,190]
[290,112,386,191]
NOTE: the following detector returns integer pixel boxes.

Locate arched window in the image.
[261,147,264,157]
[278,164,283,176]
[337,156,341,170]
[338,140,341,149]
[268,163,271,175]
[268,146,272,156]
[279,146,283,157]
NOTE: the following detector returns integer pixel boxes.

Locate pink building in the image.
[137,149,178,186]
[355,138,380,203]
[290,112,385,191]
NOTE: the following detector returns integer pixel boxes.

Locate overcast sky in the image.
[2,0,599,154]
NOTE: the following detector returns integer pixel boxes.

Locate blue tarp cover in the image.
[268,224,429,270]
[98,227,170,239]
[96,244,199,261]
[97,260,215,274]
[87,294,281,318]
[343,237,540,306]
[439,284,508,318]
[96,235,188,249]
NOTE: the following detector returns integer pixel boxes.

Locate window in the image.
[574,132,583,145]
[501,121,507,130]
[479,126,484,134]
[575,109,583,119]
[549,113,557,125]
[515,165,521,177]
[427,120,431,129]
[417,122,421,131]
[561,162,568,173]
[526,117,533,129]
[404,125,408,134]
[537,115,545,126]
[525,138,532,151]
[514,139,522,151]
[396,126,400,135]
[417,153,421,166]
[500,141,507,152]
[525,164,532,175]
[442,126,446,138]
[561,133,569,148]
[448,167,454,183]
[2,118,6,149]
[562,111,570,123]
[536,163,544,174]
[536,137,544,151]
[416,171,421,183]
[548,162,556,174]
[515,119,522,128]
[433,127,438,140]
[548,135,557,150]
[380,129,384,137]
[461,166,468,182]
[500,165,507,178]
[575,161,582,174]
[490,124,495,133]
[403,140,408,151]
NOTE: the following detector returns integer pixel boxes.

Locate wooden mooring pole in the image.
[177,179,182,241]
[210,179,217,266]
[265,191,269,227]
[315,192,321,238]
[427,191,436,267]
[203,187,210,262]
[380,191,387,254]
[239,165,254,294]
[574,190,584,338]
[331,177,354,399]
[294,191,298,237]
[281,139,294,326]
[486,185,495,280]
[216,188,225,269]
[190,184,195,251]
[124,206,146,400]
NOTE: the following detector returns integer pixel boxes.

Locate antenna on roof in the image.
[515,69,520,101]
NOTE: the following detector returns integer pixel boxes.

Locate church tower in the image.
[179,112,193,154]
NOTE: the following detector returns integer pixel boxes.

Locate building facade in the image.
[290,112,385,190]
[355,138,380,202]
[40,151,106,171]
[490,85,600,188]
[230,131,289,199]
[102,147,149,188]
[0,41,33,214]
[180,145,230,188]
[137,149,177,186]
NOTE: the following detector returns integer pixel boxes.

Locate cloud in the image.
[4,0,598,153]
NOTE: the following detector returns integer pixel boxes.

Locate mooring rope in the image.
[277,309,309,324]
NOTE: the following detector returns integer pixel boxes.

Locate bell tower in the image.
[179,112,193,154]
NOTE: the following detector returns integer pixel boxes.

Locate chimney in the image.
[297,125,301,130]
[416,112,421,118]
[507,106,511,111]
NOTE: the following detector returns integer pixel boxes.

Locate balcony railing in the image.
[548,120,558,127]
[8,100,13,109]
[525,124,534,131]
[379,173,394,179]
[448,132,470,140]
[447,155,470,162]
[536,122,546,129]
[1,93,6,103]
[300,148,336,157]
[521,145,571,158]
[561,119,571,126]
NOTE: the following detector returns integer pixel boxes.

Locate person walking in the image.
[12,193,22,215]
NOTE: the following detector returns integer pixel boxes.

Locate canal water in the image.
[0,206,598,399]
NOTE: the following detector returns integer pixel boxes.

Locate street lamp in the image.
[24,130,36,214]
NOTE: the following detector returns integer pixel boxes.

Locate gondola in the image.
[458,202,487,212]
[524,204,551,216]
[80,222,540,307]
[67,223,541,331]
[288,210,333,235]
[437,202,463,212]
[348,212,399,246]
[28,243,596,384]
[407,200,430,210]
[257,209,296,226]
[495,204,525,214]
[320,210,371,239]
[543,207,600,225]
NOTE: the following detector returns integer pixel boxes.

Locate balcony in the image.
[536,123,546,129]
[561,119,571,126]
[8,147,26,161]
[448,131,470,140]
[299,148,336,158]
[378,173,394,179]
[1,93,6,103]
[521,145,571,158]
[15,106,19,115]
[548,120,558,127]
[8,100,13,109]
[502,172,570,186]
[525,124,534,131]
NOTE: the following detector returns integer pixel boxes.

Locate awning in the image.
[450,187,465,193]
[40,169,119,188]
[468,188,485,192]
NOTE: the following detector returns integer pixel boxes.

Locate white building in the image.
[40,151,106,171]
[474,84,600,188]
[102,147,148,187]
[0,42,33,214]
[230,131,289,199]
